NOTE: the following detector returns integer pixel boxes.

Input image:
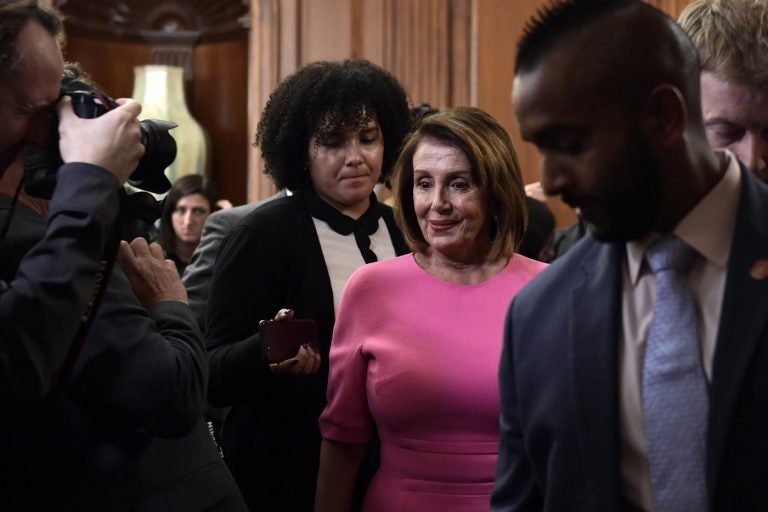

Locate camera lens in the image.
[129,119,177,194]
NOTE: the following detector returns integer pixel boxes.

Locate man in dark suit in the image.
[492,1,768,510]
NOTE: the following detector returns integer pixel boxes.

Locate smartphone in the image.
[259,318,319,363]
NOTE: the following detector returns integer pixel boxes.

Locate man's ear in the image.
[641,84,686,150]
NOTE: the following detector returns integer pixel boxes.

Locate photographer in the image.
[0,2,247,510]
[0,0,143,402]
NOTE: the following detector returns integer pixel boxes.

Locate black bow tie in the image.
[303,188,382,263]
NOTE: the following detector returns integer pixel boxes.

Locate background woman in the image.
[316,107,547,511]
[156,173,216,274]
[205,59,412,511]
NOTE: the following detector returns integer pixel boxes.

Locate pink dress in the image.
[320,253,547,512]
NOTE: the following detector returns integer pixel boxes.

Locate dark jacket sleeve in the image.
[204,217,281,407]
[75,265,208,438]
[182,208,237,331]
[183,198,278,332]
[0,163,118,405]
[490,298,542,511]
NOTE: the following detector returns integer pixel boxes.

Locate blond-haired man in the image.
[679,0,768,181]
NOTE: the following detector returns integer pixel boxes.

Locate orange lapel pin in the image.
[750,259,768,280]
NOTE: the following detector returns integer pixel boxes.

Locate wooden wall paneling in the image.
[193,40,249,206]
[248,0,278,201]
[350,0,362,58]
[377,0,469,110]
[359,0,386,67]
[450,0,472,107]
[62,37,151,99]
[474,0,532,180]
[302,0,353,62]
[279,0,301,77]
[474,0,576,227]
[646,0,694,18]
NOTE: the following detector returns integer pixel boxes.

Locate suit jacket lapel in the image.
[708,169,768,487]
[569,238,623,506]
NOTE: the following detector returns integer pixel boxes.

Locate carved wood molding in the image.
[55,0,250,86]
[54,0,250,42]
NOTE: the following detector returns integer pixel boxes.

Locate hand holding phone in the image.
[260,317,319,364]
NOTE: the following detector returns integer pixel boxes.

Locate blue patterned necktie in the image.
[642,234,709,512]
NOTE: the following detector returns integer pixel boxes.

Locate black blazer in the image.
[491,167,768,511]
[206,193,409,511]
[0,164,118,403]
[0,195,246,512]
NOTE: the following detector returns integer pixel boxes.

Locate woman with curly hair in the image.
[205,59,412,511]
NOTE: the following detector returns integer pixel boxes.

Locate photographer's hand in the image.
[57,96,145,186]
[117,238,189,308]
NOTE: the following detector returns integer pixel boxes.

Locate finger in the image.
[115,240,134,270]
[291,347,309,374]
[271,358,299,374]
[273,308,293,321]
[302,345,321,374]
[129,237,151,257]
[292,346,316,375]
[55,96,74,121]
[112,97,142,117]
[310,351,321,374]
[148,241,165,260]
[291,356,310,375]
[165,258,180,276]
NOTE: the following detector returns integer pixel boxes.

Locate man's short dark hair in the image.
[516,0,640,74]
[0,0,62,82]
[515,0,702,122]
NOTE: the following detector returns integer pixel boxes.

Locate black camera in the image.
[23,74,177,199]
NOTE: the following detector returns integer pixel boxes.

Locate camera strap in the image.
[45,227,120,404]
[0,173,25,243]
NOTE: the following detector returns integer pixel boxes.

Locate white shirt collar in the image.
[625,149,741,284]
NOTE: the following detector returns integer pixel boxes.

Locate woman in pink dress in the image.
[316,106,547,511]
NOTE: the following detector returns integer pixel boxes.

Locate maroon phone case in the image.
[259,318,319,363]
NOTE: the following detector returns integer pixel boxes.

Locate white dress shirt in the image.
[619,150,741,511]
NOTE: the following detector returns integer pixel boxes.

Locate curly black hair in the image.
[254,59,412,192]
